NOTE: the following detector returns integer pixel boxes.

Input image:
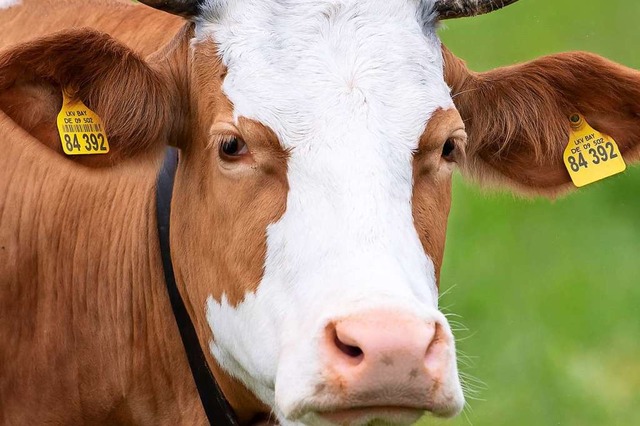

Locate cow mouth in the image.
[307,406,425,426]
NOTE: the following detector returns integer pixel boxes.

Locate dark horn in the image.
[137,0,203,18]
[435,0,520,20]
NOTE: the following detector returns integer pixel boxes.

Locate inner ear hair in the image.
[443,45,640,197]
[0,28,172,167]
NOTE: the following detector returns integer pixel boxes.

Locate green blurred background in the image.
[423,1,640,425]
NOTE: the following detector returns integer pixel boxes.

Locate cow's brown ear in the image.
[443,46,640,197]
[0,28,174,167]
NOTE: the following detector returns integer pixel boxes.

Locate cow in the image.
[1,0,640,424]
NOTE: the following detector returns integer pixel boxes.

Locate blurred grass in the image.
[421,1,640,425]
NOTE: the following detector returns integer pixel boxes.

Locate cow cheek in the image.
[411,174,452,286]
[173,154,288,306]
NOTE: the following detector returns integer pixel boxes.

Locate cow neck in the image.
[156,147,239,426]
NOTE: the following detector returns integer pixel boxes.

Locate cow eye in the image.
[442,139,456,161]
[220,136,249,159]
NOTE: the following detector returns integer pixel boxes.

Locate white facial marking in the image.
[0,0,20,10]
[200,0,460,422]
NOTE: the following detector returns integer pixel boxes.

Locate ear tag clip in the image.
[57,91,110,155]
[563,114,626,187]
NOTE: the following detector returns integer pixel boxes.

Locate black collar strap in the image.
[156,147,239,426]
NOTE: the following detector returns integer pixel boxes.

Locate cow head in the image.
[2,0,640,424]
[160,1,513,423]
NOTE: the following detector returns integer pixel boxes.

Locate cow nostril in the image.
[334,332,363,358]
[328,324,364,362]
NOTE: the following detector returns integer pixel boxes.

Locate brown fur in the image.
[413,108,466,284]
[0,0,183,55]
[0,29,172,166]
[0,110,206,424]
[0,0,185,167]
[0,2,268,424]
[444,46,640,196]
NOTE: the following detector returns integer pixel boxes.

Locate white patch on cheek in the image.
[206,293,280,407]
[0,0,20,10]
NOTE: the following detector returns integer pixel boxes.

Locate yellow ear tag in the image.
[563,114,626,187]
[57,91,110,155]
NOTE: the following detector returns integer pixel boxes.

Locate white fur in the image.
[200,0,462,423]
[0,0,20,10]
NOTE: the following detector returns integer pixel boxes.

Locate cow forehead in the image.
[197,0,452,146]
[198,0,450,308]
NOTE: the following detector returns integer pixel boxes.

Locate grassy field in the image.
[423,1,640,425]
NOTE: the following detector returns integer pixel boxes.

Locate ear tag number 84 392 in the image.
[57,91,110,155]
[563,114,626,187]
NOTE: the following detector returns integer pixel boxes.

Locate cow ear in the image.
[443,46,640,197]
[0,28,174,167]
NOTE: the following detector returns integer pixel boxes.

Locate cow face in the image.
[167,1,481,424]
